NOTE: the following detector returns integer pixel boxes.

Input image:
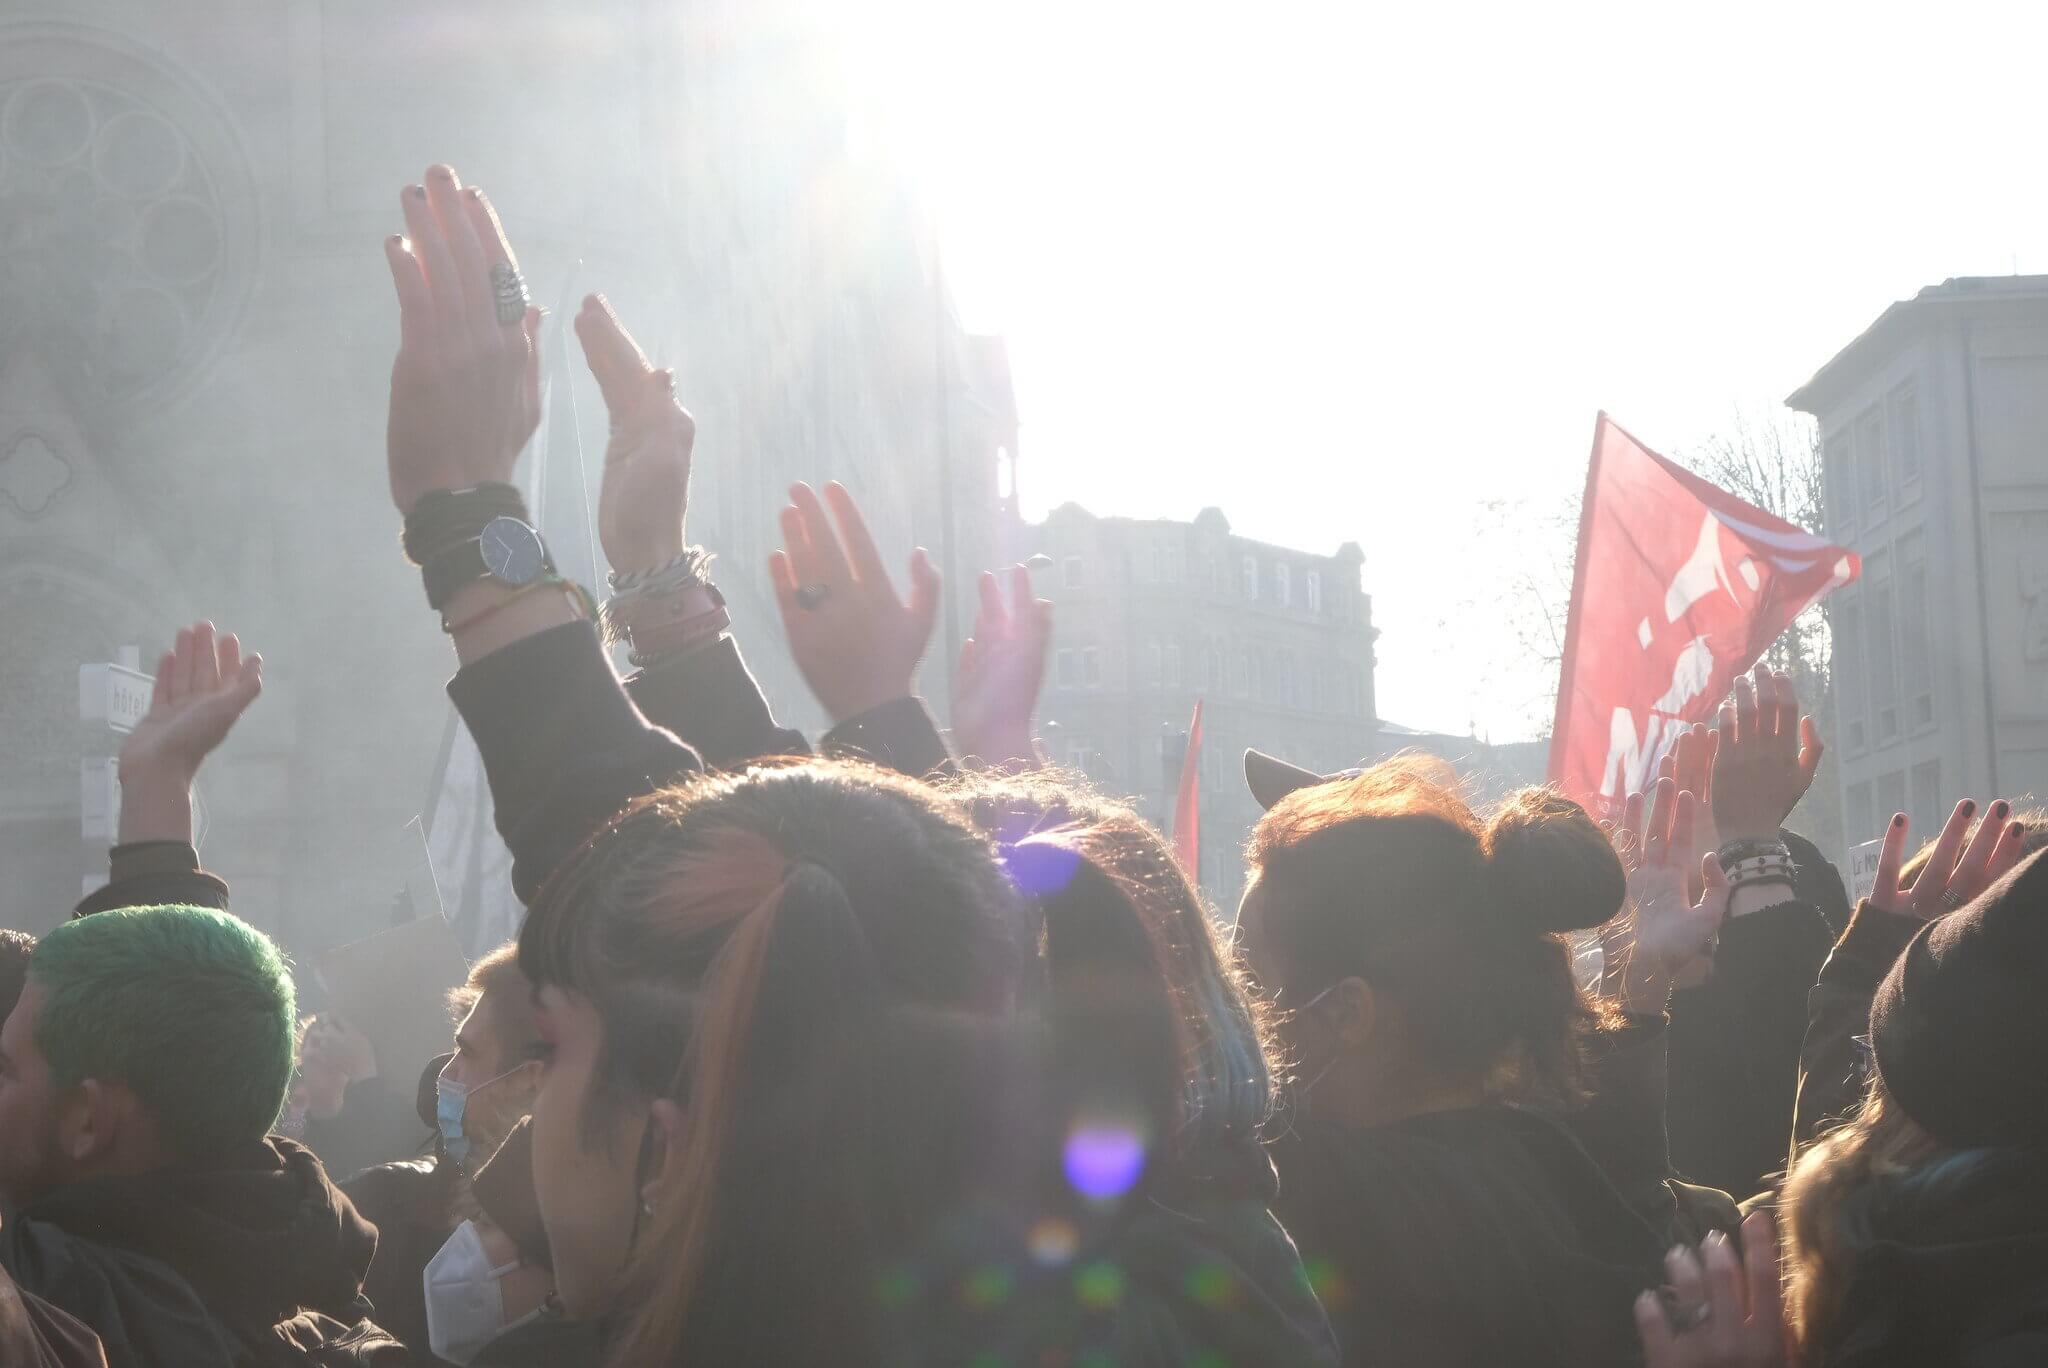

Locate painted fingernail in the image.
[1992,802,2009,819]
[1893,814,1907,828]
[1961,801,1976,817]
[467,187,484,201]
[410,184,426,199]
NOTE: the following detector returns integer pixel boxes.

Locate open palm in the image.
[119,622,263,784]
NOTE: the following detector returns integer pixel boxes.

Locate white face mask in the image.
[423,1220,541,1364]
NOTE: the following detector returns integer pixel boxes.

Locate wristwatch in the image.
[422,516,554,611]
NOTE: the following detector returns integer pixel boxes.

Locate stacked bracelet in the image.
[403,484,529,565]
[1717,837,1797,901]
[440,577,596,636]
[608,547,714,597]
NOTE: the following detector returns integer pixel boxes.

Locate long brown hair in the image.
[518,761,1036,1365]
[1245,766,1626,1109]
[1781,1078,1946,1353]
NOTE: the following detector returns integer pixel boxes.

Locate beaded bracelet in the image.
[608,547,715,596]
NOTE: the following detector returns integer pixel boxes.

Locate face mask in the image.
[437,1060,526,1169]
[424,1219,541,1364]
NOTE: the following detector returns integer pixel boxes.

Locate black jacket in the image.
[1,1137,405,1366]
[1811,1146,2048,1367]
[1794,902,1922,1152]
[1666,830,1842,1200]
[342,1155,461,1367]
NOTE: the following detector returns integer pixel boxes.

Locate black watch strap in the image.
[422,539,487,611]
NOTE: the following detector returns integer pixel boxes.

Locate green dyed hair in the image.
[30,906,296,1158]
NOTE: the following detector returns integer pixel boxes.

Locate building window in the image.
[1247,652,1264,702]
[1143,641,1162,687]
[1826,428,1857,537]
[1082,647,1102,688]
[1231,651,1248,698]
[1056,649,1078,688]
[1062,737,1094,774]
[1835,595,1867,753]
[1876,769,1907,836]
[1164,643,1182,687]
[1207,645,1224,692]
[1899,530,1933,730]
[1910,759,1942,844]
[1888,383,1922,497]
[1275,563,1292,608]
[1278,654,1297,707]
[1307,666,1323,713]
[1865,552,1900,745]
[1063,555,1085,589]
[1241,554,1260,600]
[1846,780,1875,848]
[1855,405,1887,523]
[1306,570,1323,615]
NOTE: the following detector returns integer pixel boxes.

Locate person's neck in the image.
[1323,1069,1489,1131]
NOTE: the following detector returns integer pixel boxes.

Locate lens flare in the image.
[1062,1118,1147,1201]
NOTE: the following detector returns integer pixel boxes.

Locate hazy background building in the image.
[1789,275,2048,857]
[0,5,1013,948]
[1028,502,1376,908]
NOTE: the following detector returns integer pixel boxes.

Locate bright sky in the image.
[851,0,2048,741]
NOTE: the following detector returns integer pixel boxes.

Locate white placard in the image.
[1848,836,1886,904]
[79,663,154,735]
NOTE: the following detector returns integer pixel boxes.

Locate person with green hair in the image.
[0,623,404,1367]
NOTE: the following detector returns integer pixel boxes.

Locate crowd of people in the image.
[0,164,2041,1367]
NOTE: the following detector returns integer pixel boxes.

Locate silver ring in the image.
[794,583,830,611]
[1939,887,1966,910]
[490,262,529,326]
[1677,1300,1714,1331]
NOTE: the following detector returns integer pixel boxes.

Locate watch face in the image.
[480,517,545,586]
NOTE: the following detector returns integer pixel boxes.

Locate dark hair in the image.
[0,929,36,1026]
[518,760,1036,1366]
[1246,766,1623,1108]
[946,771,1279,1177]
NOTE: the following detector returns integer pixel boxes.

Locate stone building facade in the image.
[1027,503,1377,910]
[0,4,1013,947]
[1788,275,2048,852]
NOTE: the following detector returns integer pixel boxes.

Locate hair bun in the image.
[1480,788,1625,935]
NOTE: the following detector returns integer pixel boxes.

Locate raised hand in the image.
[577,294,694,575]
[1870,799,2029,920]
[383,165,543,515]
[770,482,941,725]
[1604,777,1724,1012]
[117,622,263,845]
[952,566,1052,769]
[1636,1211,1789,1368]
[1712,667,1822,844]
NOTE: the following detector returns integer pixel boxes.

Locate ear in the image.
[1315,977,1378,1049]
[639,1097,686,1212]
[57,1079,116,1166]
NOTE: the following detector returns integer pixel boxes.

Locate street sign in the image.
[79,663,153,735]
[80,757,119,842]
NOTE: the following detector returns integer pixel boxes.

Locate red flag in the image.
[1172,700,1205,877]
[1548,414,1860,813]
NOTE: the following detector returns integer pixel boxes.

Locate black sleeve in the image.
[821,696,955,781]
[1784,828,1854,939]
[74,842,231,919]
[624,636,810,770]
[1792,902,1922,1151]
[448,620,703,904]
[1666,896,1834,1200]
[1570,1014,1678,1224]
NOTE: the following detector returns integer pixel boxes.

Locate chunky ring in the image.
[1676,1300,1714,1331]
[1939,887,1966,910]
[794,583,830,611]
[490,262,529,326]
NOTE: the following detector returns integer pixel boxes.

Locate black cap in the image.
[1243,749,1363,811]
[1870,848,2048,1149]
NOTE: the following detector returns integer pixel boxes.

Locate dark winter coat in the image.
[1,1137,407,1367]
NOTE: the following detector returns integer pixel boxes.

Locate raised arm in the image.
[76,621,260,917]
[951,565,1053,772]
[769,481,953,778]
[573,294,808,766]
[383,166,699,899]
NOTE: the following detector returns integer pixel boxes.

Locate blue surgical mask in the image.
[436,1061,523,1169]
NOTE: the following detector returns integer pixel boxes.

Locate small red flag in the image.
[1173,700,1205,878]
[1549,414,1860,813]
